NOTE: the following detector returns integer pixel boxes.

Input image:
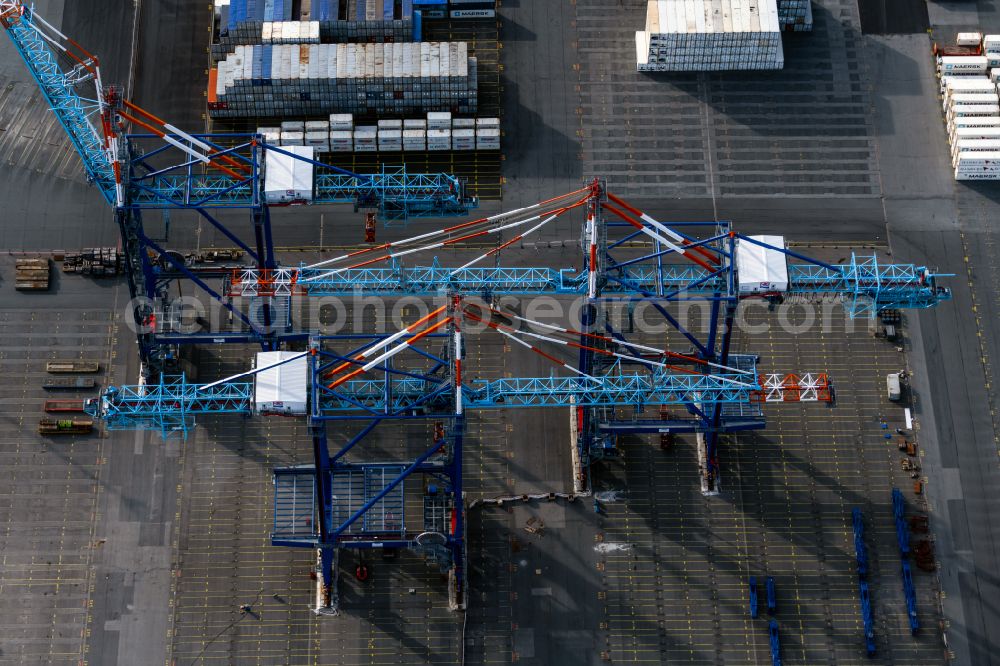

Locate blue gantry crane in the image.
[1,0,476,372]
[8,0,955,615]
[86,291,838,610]
[83,177,952,611]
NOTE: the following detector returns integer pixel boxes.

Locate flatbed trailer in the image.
[38,418,93,435]
[46,360,100,374]
[43,377,96,390]
[43,400,85,413]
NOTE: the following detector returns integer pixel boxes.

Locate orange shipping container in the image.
[207,68,218,109]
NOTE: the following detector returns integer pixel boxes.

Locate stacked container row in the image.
[937,47,1000,179]
[777,0,813,32]
[635,0,785,71]
[215,0,413,61]
[210,42,478,117]
[258,114,500,152]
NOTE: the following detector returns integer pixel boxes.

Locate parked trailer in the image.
[766,576,777,614]
[748,577,759,619]
[768,620,782,666]
[933,43,982,56]
[43,377,96,390]
[859,580,877,656]
[38,418,93,435]
[46,360,100,374]
[43,400,85,413]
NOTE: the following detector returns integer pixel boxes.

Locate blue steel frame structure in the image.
[1,2,477,373]
[9,1,954,611]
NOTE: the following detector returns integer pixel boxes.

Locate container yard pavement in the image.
[2,0,1000,665]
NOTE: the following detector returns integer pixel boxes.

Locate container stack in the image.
[215,0,413,61]
[777,0,813,32]
[635,0,784,71]
[257,114,499,153]
[936,32,1000,180]
[211,42,478,118]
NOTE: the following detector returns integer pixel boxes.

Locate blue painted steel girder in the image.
[2,10,116,204]
[293,257,949,314]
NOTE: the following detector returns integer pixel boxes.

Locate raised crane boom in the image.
[0,2,117,203]
[0,1,476,218]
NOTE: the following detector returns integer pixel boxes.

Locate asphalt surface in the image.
[2,0,1000,663]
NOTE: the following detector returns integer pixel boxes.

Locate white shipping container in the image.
[452,118,475,129]
[280,121,305,132]
[476,127,500,149]
[957,32,983,47]
[476,117,500,128]
[955,155,1000,167]
[948,116,1000,132]
[257,127,282,143]
[947,104,1000,119]
[427,112,452,129]
[953,138,1000,152]
[403,118,427,130]
[378,119,403,130]
[305,120,329,131]
[329,114,354,130]
[943,77,995,92]
[427,128,451,150]
[452,128,475,150]
[254,351,308,415]
[280,131,305,146]
[736,235,788,294]
[955,169,1000,180]
[985,34,1000,50]
[264,146,314,203]
[938,56,989,73]
[946,93,1000,111]
[951,127,1000,141]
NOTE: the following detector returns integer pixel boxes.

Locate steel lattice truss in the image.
[228,231,948,316]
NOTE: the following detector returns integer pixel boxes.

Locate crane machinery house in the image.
[254,351,309,415]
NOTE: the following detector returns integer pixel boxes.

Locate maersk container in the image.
[985,34,1000,50]
[945,94,1000,112]
[947,104,1000,119]
[452,118,475,129]
[951,127,1000,141]
[279,130,305,146]
[947,116,1000,134]
[281,120,306,132]
[956,168,1000,180]
[305,120,329,131]
[937,56,989,73]
[952,138,1000,152]
[953,150,1000,164]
